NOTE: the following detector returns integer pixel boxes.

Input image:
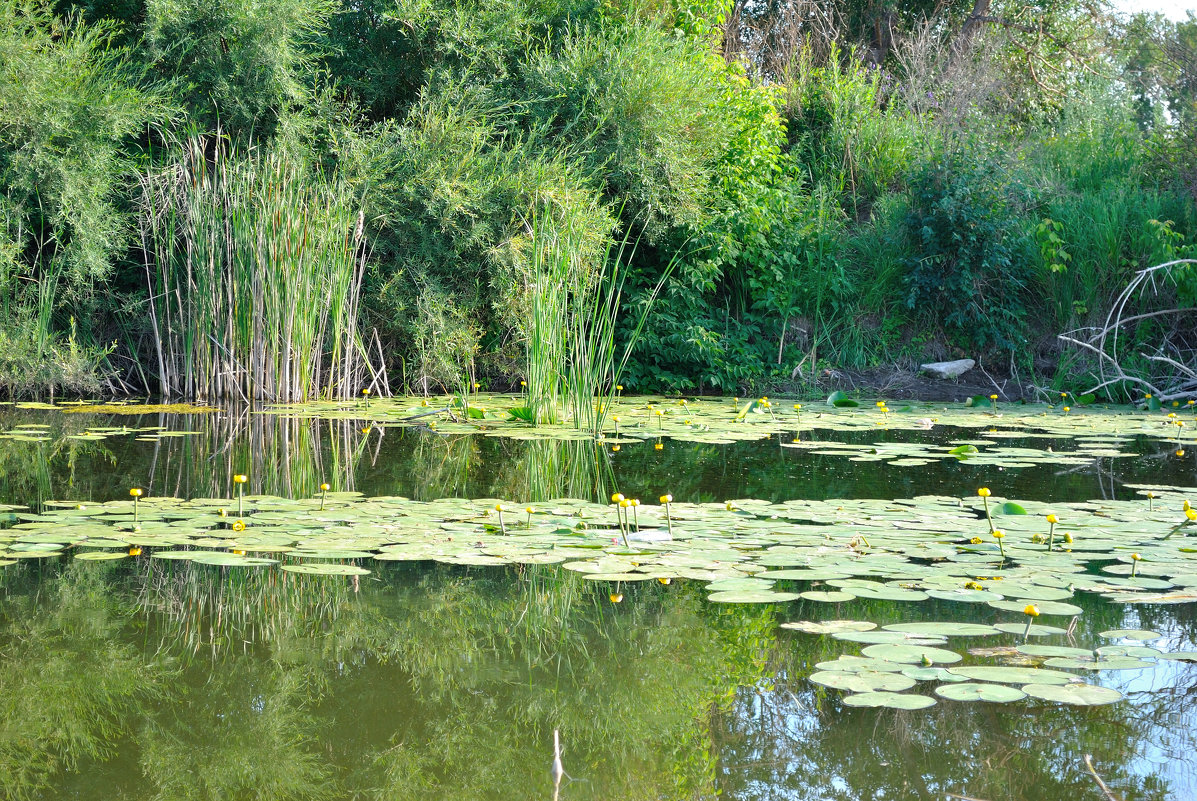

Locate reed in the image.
[139,133,373,401]
[524,203,674,436]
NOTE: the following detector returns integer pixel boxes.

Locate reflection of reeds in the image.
[400,431,482,500]
[518,438,612,503]
[141,408,370,499]
[136,559,357,657]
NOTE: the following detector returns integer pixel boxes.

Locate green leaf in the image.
[826,390,859,408]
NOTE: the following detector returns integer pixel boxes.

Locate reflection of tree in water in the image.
[5,553,1197,800]
[713,623,1194,801]
[0,562,167,800]
[138,659,337,801]
[334,566,771,800]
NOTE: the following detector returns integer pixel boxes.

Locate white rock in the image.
[920,359,975,379]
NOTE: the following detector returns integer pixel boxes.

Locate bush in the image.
[0,319,106,397]
[902,149,1035,355]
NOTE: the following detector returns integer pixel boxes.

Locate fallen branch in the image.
[1058,259,1197,400]
[1082,754,1123,801]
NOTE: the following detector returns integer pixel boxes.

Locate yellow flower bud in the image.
[1046,514,1059,524]
[612,493,624,503]
[1024,604,1040,617]
[660,494,673,504]
[977,487,991,497]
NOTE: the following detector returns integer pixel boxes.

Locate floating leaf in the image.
[1099,629,1161,641]
[280,563,371,576]
[825,390,859,408]
[861,644,962,664]
[781,620,876,634]
[842,691,936,709]
[947,666,1075,685]
[883,622,1001,637]
[1022,682,1123,706]
[810,671,916,693]
[934,683,1027,703]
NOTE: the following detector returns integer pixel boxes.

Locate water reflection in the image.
[3,409,1197,799]
[0,407,1191,506]
[1,558,1195,800]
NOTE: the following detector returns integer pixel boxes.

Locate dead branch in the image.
[1082,754,1123,801]
[1058,259,1197,400]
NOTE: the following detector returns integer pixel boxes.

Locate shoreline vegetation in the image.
[1,0,1194,403]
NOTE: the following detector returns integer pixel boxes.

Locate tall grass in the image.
[523,204,672,434]
[139,134,371,401]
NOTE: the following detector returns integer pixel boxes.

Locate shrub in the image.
[902,149,1034,355]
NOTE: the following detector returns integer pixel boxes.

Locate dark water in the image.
[1,407,1195,800]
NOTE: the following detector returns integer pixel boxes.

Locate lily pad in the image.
[860,644,963,664]
[1099,629,1162,641]
[883,622,1001,637]
[280,563,371,576]
[934,683,1027,703]
[810,670,917,693]
[781,620,877,634]
[947,666,1075,685]
[1021,682,1123,706]
[842,691,936,709]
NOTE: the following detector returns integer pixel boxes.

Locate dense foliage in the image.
[0,0,1194,397]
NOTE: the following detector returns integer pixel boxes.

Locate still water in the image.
[1,406,1195,800]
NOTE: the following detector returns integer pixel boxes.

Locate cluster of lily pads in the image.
[4,395,1196,474]
[245,391,1197,450]
[3,481,1197,708]
[784,618,1187,709]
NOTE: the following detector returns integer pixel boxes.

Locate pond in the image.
[1,396,1196,801]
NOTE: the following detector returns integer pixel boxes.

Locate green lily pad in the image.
[883,622,1001,637]
[993,622,1068,637]
[781,620,876,634]
[842,691,936,709]
[900,666,970,683]
[1043,657,1154,671]
[800,590,856,602]
[1099,629,1161,641]
[947,666,1075,685]
[989,599,1083,616]
[860,644,962,664]
[280,563,371,576]
[810,670,917,693]
[1016,645,1097,658]
[1021,682,1123,705]
[934,683,1027,703]
[706,590,801,604]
